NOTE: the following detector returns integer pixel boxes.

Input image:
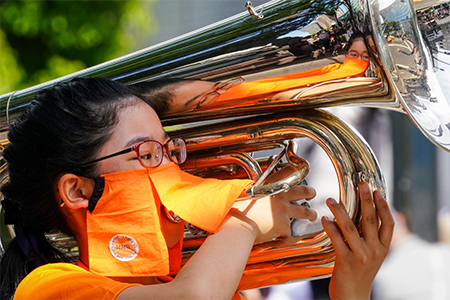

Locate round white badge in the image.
[109,234,139,261]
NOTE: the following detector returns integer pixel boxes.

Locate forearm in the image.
[117,211,257,300]
[174,213,256,299]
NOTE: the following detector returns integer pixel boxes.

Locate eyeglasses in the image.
[82,138,187,169]
[196,77,244,109]
[346,50,370,61]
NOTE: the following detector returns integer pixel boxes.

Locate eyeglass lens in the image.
[138,138,186,167]
[166,138,187,164]
[347,50,370,61]
[198,92,220,108]
[217,78,244,91]
[197,77,244,109]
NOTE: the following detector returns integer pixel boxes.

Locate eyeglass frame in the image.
[196,77,245,109]
[81,137,187,169]
[345,50,370,61]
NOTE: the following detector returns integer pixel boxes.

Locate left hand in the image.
[322,181,394,300]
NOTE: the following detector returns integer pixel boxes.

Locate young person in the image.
[130,32,372,116]
[0,77,393,300]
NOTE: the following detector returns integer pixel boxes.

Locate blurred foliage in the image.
[383,20,403,34]
[0,0,157,94]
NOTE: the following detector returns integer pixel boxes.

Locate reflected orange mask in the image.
[344,56,370,70]
[85,162,252,277]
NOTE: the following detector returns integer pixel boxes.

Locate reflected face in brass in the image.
[347,39,369,61]
[169,80,218,113]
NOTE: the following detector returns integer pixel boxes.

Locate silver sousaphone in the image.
[1,0,450,290]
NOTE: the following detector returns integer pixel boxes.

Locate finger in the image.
[263,165,298,184]
[373,190,394,248]
[321,215,349,253]
[359,182,380,243]
[289,203,318,221]
[283,185,316,201]
[326,197,361,251]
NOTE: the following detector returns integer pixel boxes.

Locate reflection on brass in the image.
[175,109,384,289]
[1,0,449,289]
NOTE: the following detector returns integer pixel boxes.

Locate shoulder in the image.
[14,263,139,300]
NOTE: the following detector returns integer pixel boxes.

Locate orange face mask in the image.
[85,162,252,277]
[343,56,370,71]
[149,162,253,233]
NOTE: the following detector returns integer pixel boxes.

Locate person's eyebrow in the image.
[184,82,221,107]
[124,135,154,148]
[184,94,202,107]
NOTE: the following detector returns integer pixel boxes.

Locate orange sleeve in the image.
[14,263,140,300]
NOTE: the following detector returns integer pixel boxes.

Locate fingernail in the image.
[359,181,369,190]
[321,215,329,221]
[326,197,336,205]
[374,190,386,201]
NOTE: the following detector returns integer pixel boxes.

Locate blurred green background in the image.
[0,0,157,95]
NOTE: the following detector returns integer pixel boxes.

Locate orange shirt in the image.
[14,263,140,300]
[14,263,247,299]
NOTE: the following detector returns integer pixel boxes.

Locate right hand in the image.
[323,182,394,300]
[230,185,317,244]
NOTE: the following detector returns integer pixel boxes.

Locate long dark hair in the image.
[0,77,140,300]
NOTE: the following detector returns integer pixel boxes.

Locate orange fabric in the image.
[150,162,253,233]
[215,58,370,103]
[238,263,334,291]
[85,163,252,277]
[14,263,249,299]
[86,168,171,277]
[13,263,140,300]
[166,226,185,275]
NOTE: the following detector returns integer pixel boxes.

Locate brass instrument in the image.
[1,0,449,289]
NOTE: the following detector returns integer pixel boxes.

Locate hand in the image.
[231,184,317,244]
[322,182,394,300]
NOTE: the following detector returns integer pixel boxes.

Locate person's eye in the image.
[218,82,233,91]
[140,153,153,160]
[198,92,218,107]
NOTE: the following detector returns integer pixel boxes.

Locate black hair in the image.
[345,31,366,51]
[0,77,141,300]
[129,78,196,116]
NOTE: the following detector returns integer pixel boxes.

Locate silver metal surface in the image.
[174,109,382,288]
[2,0,448,151]
[370,0,450,149]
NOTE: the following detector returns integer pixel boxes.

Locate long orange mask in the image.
[214,57,370,103]
[85,162,252,277]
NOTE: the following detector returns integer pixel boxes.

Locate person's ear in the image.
[58,174,95,209]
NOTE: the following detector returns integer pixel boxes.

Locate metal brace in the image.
[245,1,264,19]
